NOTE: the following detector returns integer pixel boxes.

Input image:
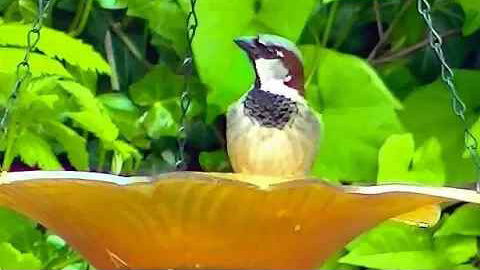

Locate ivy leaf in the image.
[0,24,111,74]
[340,221,453,270]
[98,93,144,143]
[43,121,89,171]
[16,129,62,170]
[142,100,179,138]
[126,0,186,55]
[435,204,480,237]
[400,70,480,185]
[0,48,71,78]
[456,0,480,36]
[302,46,402,182]
[199,150,232,172]
[378,133,445,186]
[0,242,41,270]
[129,65,183,106]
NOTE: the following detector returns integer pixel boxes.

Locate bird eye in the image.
[276,50,284,58]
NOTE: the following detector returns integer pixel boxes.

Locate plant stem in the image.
[373,0,384,39]
[68,0,93,37]
[109,21,153,69]
[367,0,413,61]
[322,0,339,47]
[372,29,460,65]
[105,30,120,91]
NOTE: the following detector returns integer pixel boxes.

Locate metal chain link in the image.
[417,0,480,191]
[175,0,198,170]
[0,0,52,136]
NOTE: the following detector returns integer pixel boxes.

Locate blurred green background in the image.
[1,0,480,269]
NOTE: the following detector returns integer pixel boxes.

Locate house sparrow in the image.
[227,34,322,177]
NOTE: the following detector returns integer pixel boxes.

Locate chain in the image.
[0,0,52,135]
[175,0,198,170]
[417,0,480,191]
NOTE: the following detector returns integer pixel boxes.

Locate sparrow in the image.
[227,34,322,177]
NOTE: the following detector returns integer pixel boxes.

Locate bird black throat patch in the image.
[243,89,298,129]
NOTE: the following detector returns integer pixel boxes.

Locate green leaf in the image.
[59,81,119,142]
[400,70,480,185]
[98,93,144,142]
[142,100,179,138]
[0,24,111,74]
[378,133,445,186]
[129,65,183,106]
[456,0,480,36]
[255,0,317,41]
[0,48,71,78]
[126,0,186,55]
[435,204,480,236]
[0,242,41,270]
[340,221,453,270]
[302,46,402,182]
[43,121,89,170]
[16,129,62,170]
[96,0,127,9]
[434,235,477,265]
[199,150,232,172]
[0,208,36,243]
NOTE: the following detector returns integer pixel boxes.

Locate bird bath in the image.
[0,171,478,269]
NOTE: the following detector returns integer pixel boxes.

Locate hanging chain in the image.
[0,0,52,135]
[417,0,480,191]
[175,0,198,170]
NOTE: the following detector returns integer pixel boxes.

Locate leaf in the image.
[58,81,119,142]
[340,221,453,270]
[142,100,179,138]
[0,48,71,78]
[378,133,445,186]
[199,150,232,172]
[435,204,480,236]
[456,0,480,36]
[98,93,144,142]
[96,0,127,9]
[0,24,111,74]
[434,235,477,265]
[400,70,480,185]
[255,0,317,41]
[0,208,36,243]
[126,0,186,55]
[129,65,183,106]
[0,242,42,270]
[43,121,89,171]
[302,46,402,182]
[16,129,62,170]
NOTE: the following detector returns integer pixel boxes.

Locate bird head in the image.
[234,34,304,95]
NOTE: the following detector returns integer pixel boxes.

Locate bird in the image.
[226,34,322,177]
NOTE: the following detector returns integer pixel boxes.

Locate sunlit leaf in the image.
[0,242,41,270]
[435,204,480,236]
[400,70,480,185]
[456,0,480,36]
[0,24,111,74]
[16,129,62,170]
[302,46,402,182]
[378,133,445,186]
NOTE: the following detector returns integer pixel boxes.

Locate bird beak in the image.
[234,36,257,53]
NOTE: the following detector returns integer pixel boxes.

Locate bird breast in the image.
[226,92,320,177]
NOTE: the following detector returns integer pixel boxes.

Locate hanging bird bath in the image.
[1,171,479,269]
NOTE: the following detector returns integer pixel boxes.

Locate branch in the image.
[371,29,461,65]
[367,0,413,61]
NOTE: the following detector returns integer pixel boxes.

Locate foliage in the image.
[1,0,480,269]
